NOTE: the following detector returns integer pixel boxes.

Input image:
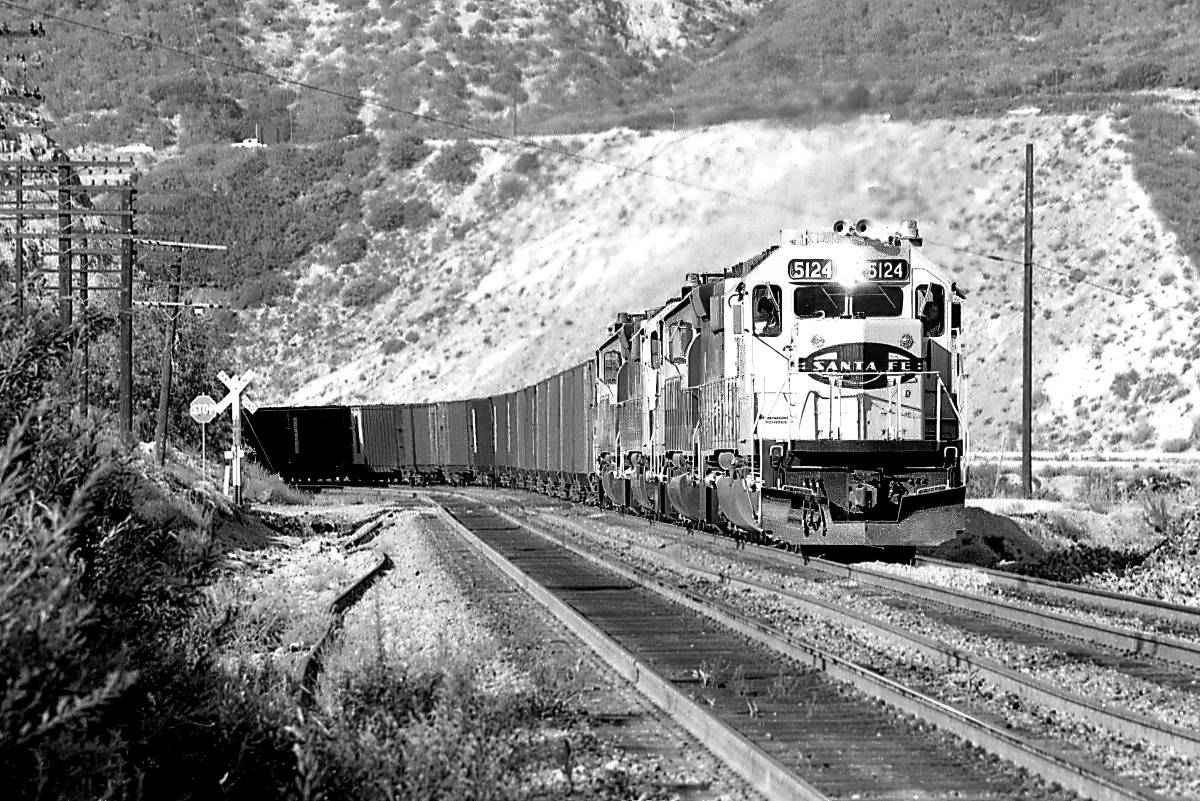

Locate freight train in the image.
[246,219,968,558]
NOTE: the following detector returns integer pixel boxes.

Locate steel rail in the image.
[532,511,1200,758]
[805,557,1200,668]
[914,555,1200,630]
[426,501,827,801]
[299,547,393,707]
[490,504,1167,801]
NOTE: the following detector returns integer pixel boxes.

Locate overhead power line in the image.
[926,240,1198,325]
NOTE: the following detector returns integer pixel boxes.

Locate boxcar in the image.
[352,404,416,481]
[245,405,355,483]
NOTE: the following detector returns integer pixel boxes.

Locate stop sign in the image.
[189,394,218,424]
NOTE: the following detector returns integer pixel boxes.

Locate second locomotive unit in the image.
[247,219,968,558]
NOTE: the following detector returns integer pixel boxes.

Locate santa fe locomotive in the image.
[246,219,969,558]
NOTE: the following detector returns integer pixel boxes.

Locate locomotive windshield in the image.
[794,283,904,318]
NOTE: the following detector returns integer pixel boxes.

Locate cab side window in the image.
[752,284,782,337]
[915,283,945,337]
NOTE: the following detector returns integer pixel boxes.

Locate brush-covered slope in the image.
[232,103,1200,452]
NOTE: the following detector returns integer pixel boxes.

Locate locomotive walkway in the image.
[427,492,1167,801]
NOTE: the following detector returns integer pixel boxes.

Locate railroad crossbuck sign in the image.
[214,370,257,504]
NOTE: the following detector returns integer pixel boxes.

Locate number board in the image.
[864,258,910,281]
[788,258,833,280]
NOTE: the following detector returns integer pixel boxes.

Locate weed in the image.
[386,132,433,171]
[730,664,750,697]
[331,234,369,265]
[1142,492,1174,534]
[368,196,441,232]
[427,139,482,187]
[495,174,527,205]
[243,460,311,504]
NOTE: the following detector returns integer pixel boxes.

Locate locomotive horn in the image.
[833,219,852,235]
[855,218,870,235]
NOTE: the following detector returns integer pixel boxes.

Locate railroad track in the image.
[428,492,1168,801]
[534,498,1200,690]
[518,506,1200,757]
[913,555,1200,635]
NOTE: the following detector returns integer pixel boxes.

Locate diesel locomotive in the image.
[246,219,968,558]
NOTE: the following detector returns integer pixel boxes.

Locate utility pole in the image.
[154,256,183,466]
[14,164,22,317]
[80,237,88,411]
[1022,143,1034,499]
[119,191,135,439]
[56,156,71,325]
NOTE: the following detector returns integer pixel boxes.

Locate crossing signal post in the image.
[213,370,258,505]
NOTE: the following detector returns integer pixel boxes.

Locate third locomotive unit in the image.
[248,219,969,558]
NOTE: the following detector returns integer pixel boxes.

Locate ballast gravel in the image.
[862,560,1200,647]
[530,507,1200,799]
[325,506,759,801]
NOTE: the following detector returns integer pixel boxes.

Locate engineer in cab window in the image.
[916,285,944,337]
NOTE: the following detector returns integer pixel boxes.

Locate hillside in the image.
[227,98,1200,452]
[1,1,1199,452]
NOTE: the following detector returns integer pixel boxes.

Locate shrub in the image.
[369,197,441,231]
[840,83,872,111]
[1131,421,1156,445]
[514,152,540,174]
[495,174,527,205]
[1162,437,1190,453]
[480,93,508,113]
[341,276,396,307]
[331,234,369,264]
[1113,61,1167,91]
[1110,369,1139,400]
[386,132,432,171]
[427,139,482,187]
[382,337,407,355]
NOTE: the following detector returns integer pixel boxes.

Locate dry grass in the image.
[243,460,313,505]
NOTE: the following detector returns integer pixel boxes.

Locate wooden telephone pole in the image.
[1022,144,1034,499]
